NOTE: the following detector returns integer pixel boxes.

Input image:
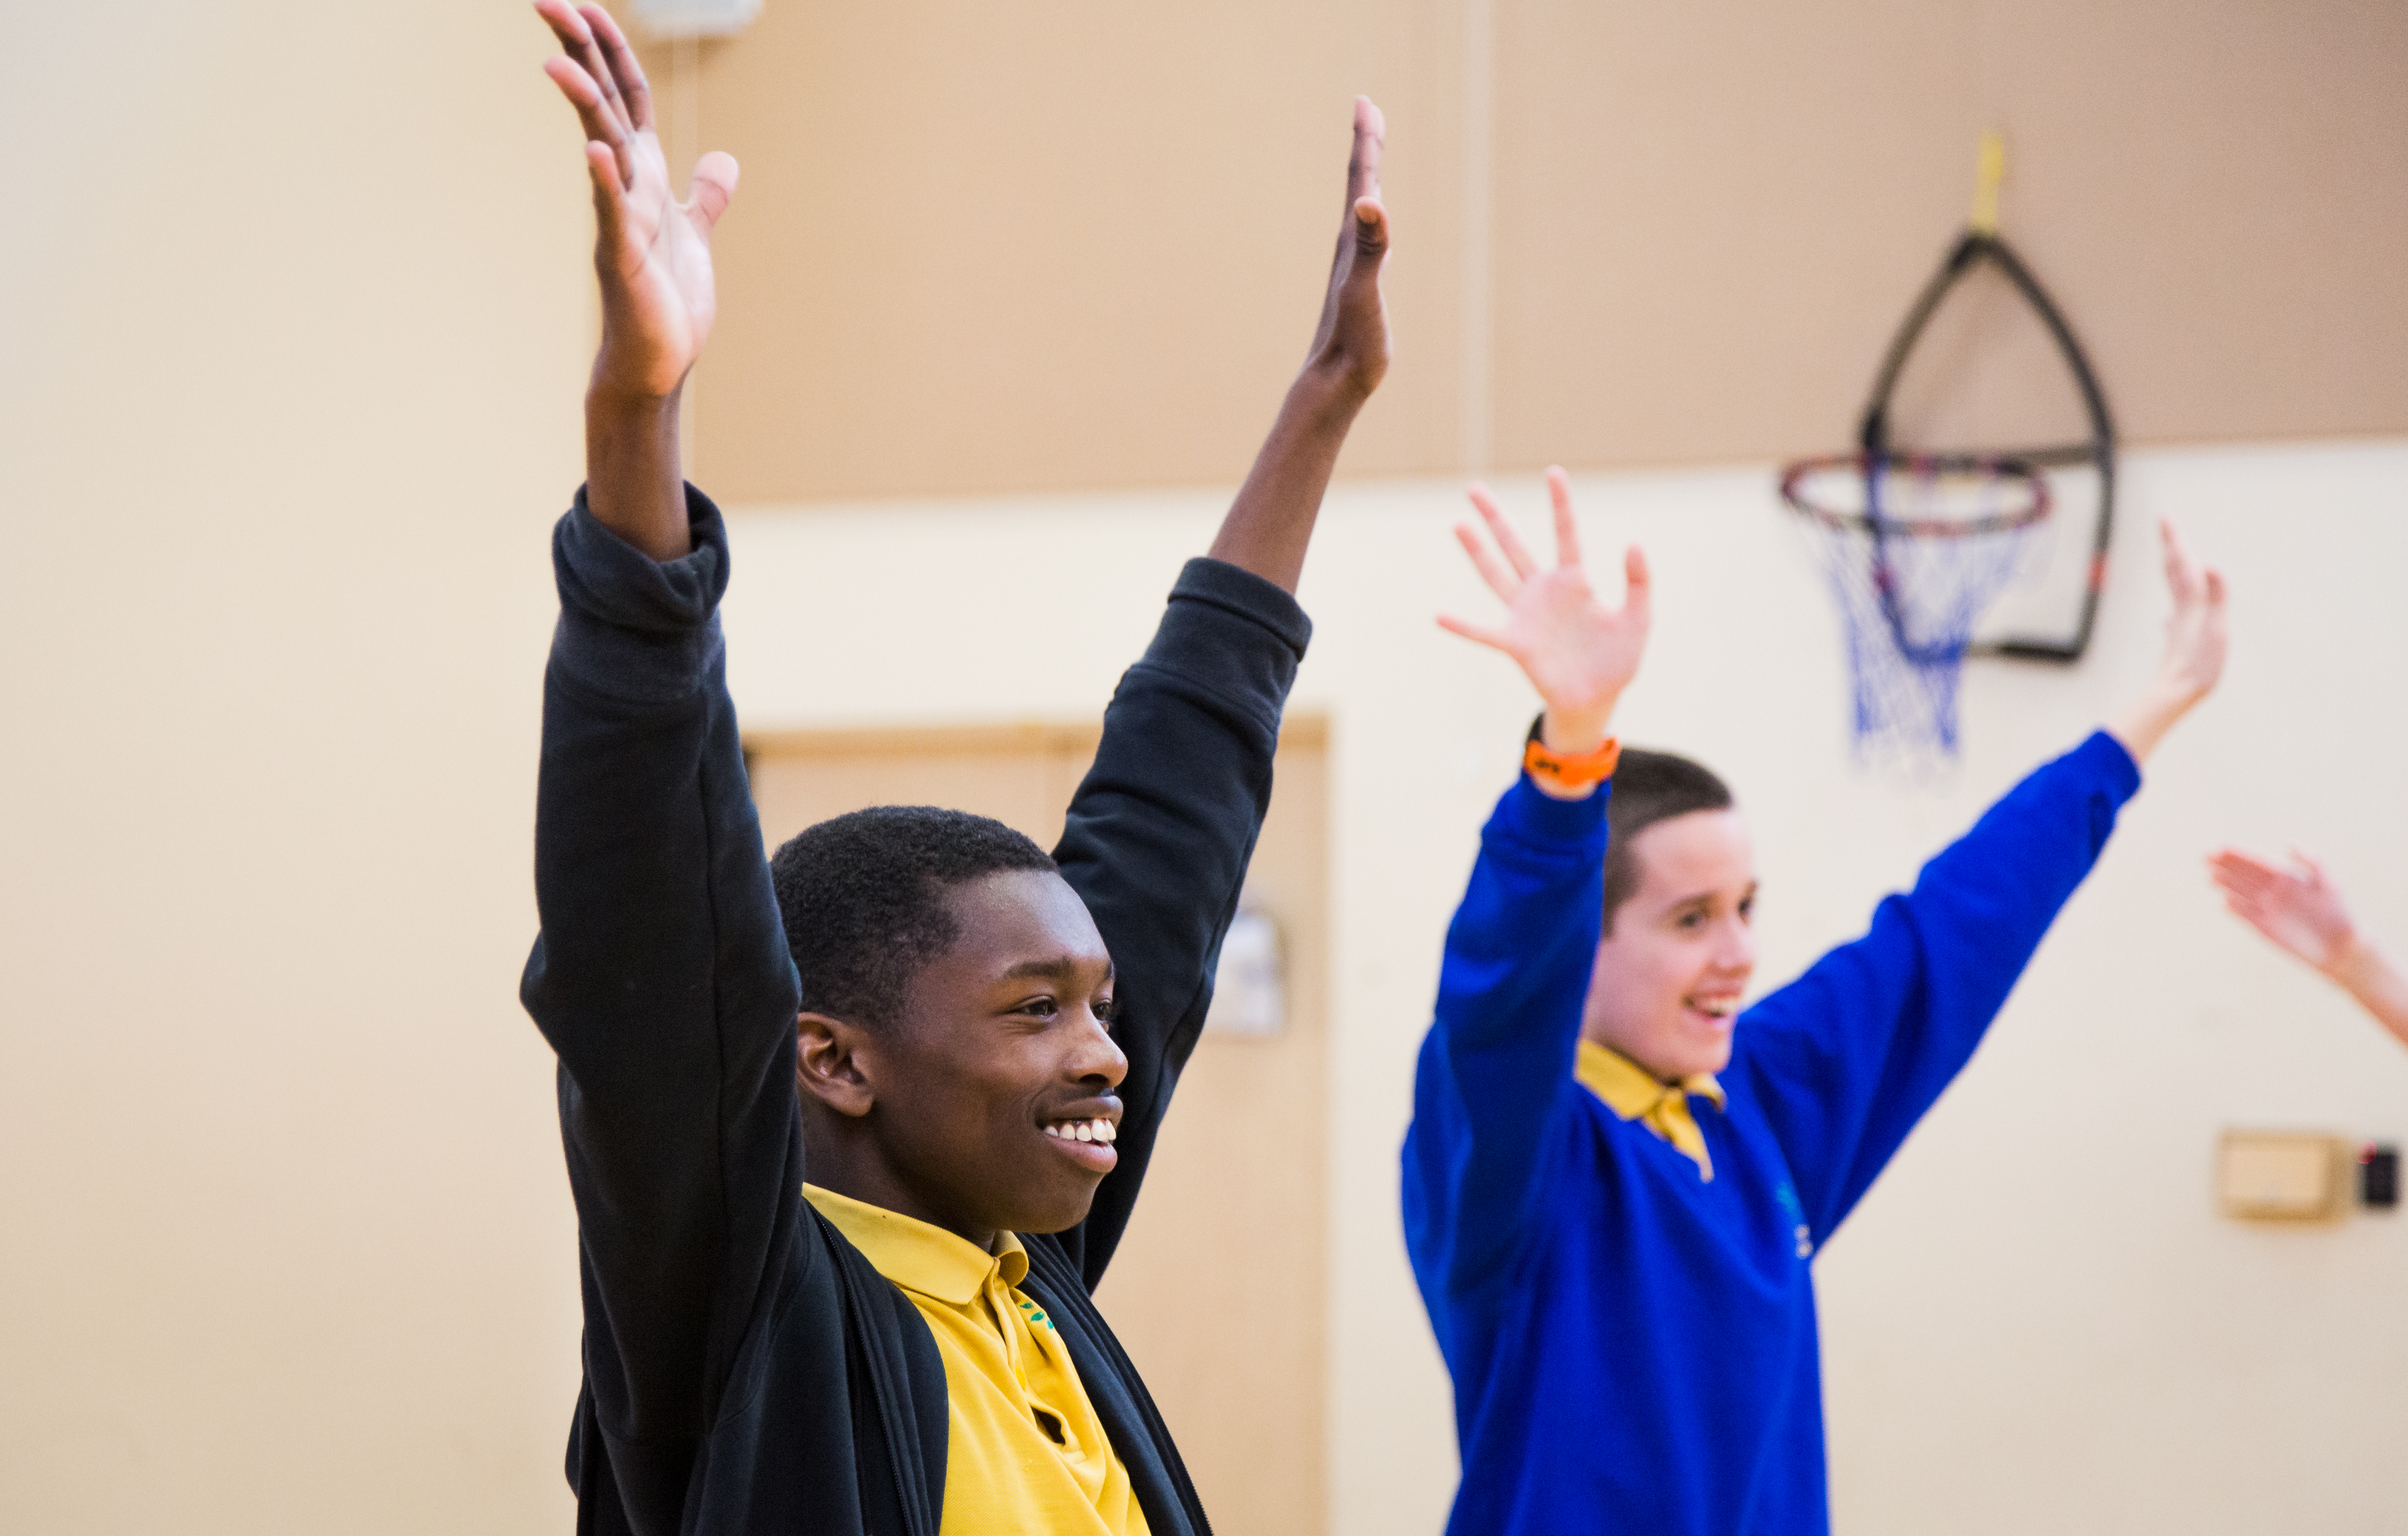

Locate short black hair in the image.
[769,805,1059,1031]
[1603,749,1735,934]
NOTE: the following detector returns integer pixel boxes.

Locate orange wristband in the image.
[1522,734,1622,793]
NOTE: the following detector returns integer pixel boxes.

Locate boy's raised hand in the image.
[1303,97,1392,401]
[1440,467,1651,759]
[2108,516,2227,763]
[539,0,736,401]
[2143,515,2229,704]
[1202,98,1391,592]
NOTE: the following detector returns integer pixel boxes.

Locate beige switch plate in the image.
[2218,1130,2351,1221]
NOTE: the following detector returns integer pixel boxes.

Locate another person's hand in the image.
[2209,848,2358,974]
[2107,516,2227,763]
[1439,467,1651,765]
[2209,848,2408,1044]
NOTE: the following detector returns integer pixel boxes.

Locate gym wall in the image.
[653,0,2408,500]
[0,3,591,1531]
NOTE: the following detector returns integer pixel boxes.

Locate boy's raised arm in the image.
[518,0,803,1469]
[1051,103,1388,1285]
[1407,473,1651,1307]
[1738,516,2227,1239]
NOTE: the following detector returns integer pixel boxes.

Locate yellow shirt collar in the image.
[1574,1038,1725,1182]
[803,1182,1029,1305]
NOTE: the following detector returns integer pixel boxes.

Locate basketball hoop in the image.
[1780,452,2051,768]
[1781,132,2117,771]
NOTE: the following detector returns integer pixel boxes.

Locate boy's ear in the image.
[796,1011,876,1118]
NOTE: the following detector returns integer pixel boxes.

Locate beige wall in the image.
[718,443,2408,1535]
[653,0,2408,500]
[0,2,589,1530]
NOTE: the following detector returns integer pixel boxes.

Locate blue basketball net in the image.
[1782,453,2048,772]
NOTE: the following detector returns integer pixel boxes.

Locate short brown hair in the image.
[1602,749,1734,934]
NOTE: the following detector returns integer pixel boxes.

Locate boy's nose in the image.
[1717,919,1759,973]
[1071,1013,1129,1088]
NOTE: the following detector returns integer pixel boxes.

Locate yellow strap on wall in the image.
[1970,128,2006,235]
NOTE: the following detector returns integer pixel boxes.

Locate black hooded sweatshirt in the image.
[521,488,1308,1536]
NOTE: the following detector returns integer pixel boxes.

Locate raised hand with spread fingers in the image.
[535,0,739,561]
[2106,515,2229,764]
[2208,848,2408,1046]
[1439,467,1652,789]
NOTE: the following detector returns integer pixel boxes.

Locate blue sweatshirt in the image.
[1403,732,2141,1536]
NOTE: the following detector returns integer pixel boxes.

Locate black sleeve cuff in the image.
[549,483,732,707]
[1125,557,1313,730]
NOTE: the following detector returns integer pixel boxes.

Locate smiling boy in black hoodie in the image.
[520,5,1391,1533]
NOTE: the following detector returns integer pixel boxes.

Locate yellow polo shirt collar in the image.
[1575,1039,1726,1182]
[803,1185,1150,1536]
[807,1181,1031,1304]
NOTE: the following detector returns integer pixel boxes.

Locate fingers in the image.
[2207,850,2300,911]
[1468,483,1542,580]
[542,56,624,152]
[1454,520,1522,604]
[1546,467,1583,571]
[2207,847,2279,883]
[580,3,655,133]
[2220,892,2276,931]
[584,140,630,251]
[537,6,634,187]
[1436,613,1513,653]
[2159,514,2202,606]
[2205,858,2261,900]
[1351,196,1391,265]
[685,150,741,234]
[537,0,631,136]
[1346,95,1385,214]
[1328,98,1389,294]
[1621,544,1653,627]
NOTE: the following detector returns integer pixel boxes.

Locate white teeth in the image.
[1045,1118,1117,1145]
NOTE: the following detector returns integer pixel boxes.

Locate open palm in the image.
[2209,848,2358,975]
[1440,467,1651,736]
[537,0,736,398]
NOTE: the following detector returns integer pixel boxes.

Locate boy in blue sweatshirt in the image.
[1404,471,2228,1536]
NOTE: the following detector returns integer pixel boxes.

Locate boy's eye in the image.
[1019,996,1060,1019]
